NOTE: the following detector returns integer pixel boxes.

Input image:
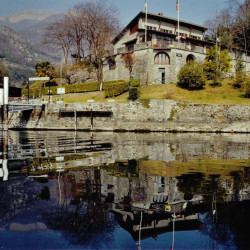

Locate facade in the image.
[103,11,250,85]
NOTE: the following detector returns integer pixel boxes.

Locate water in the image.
[0,131,249,249]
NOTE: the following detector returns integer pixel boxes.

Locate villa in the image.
[103,11,249,84]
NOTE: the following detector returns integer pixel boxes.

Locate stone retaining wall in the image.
[6,100,250,132]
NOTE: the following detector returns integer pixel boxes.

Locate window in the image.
[154,52,170,65]
[108,59,116,70]
[156,35,172,42]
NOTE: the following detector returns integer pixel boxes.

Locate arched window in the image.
[186,54,196,63]
[154,52,170,65]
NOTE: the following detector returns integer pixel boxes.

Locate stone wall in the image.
[104,43,250,85]
[6,99,250,132]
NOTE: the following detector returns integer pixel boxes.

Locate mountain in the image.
[0,10,64,86]
[0,25,59,86]
[0,9,64,57]
[20,12,65,48]
[0,9,63,31]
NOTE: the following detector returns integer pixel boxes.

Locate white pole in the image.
[145,0,148,43]
[4,77,9,105]
[177,0,180,42]
[3,159,8,181]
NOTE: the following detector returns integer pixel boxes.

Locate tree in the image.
[74,0,120,83]
[228,0,250,51]
[203,46,232,84]
[122,52,136,81]
[44,0,120,84]
[233,59,247,88]
[204,9,234,49]
[43,18,73,65]
[35,61,55,79]
[0,60,10,85]
[177,62,206,90]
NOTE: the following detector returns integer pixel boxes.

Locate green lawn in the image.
[57,80,249,105]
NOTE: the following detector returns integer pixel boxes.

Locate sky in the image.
[0,0,229,26]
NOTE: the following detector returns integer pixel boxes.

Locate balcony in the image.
[116,41,205,54]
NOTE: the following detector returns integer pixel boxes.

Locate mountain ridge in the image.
[0,24,60,86]
[0,10,63,86]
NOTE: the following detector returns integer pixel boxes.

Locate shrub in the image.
[130,79,140,87]
[233,60,247,89]
[103,81,129,98]
[64,82,100,93]
[233,71,247,88]
[243,76,250,98]
[129,87,140,100]
[177,62,206,90]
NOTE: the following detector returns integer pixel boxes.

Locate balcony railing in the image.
[116,41,205,54]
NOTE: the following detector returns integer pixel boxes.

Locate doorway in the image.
[158,68,165,84]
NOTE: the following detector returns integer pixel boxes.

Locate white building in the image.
[103,11,250,85]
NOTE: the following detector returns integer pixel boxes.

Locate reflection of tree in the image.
[43,199,117,247]
[200,200,250,249]
[177,173,228,203]
[177,173,205,196]
[230,170,246,201]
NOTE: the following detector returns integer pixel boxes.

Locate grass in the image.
[139,158,250,178]
[50,91,129,103]
[140,79,250,105]
[48,79,249,105]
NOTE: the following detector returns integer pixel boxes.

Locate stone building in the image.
[103,11,249,85]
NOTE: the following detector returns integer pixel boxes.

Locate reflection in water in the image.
[0,131,249,249]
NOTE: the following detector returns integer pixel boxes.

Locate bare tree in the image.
[43,18,73,65]
[204,9,234,49]
[43,0,120,83]
[66,10,86,62]
[228,0,250,51]
[122,52,137,80]
[74,0,120,82]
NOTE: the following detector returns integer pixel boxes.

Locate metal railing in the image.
[116,41,205,54]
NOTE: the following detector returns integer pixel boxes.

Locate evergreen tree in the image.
[35,61,55,79]
[204,46,232,84]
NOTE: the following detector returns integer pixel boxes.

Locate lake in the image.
[0,131,249,249]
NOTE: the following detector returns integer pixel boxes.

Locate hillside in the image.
[20,12,64,46]
[0,9,63,31]
[1,10,63,76]
[0,25,59,86]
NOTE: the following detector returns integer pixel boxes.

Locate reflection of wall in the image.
[6,131,250,164]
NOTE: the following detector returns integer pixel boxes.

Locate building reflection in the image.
[44,164,249,246]
[0,155,249,248]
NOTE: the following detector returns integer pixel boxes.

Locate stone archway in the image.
[186,54,196,63]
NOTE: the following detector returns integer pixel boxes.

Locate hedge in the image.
[128,87,140,100]
[130,79,140,87]
[64,82,100,93]
[103,81,129,98]
[22,79,138,99]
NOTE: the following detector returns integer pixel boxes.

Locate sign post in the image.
[29,77,50,103]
